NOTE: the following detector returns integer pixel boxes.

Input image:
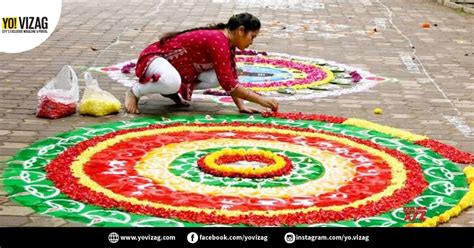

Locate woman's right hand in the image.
[260,97,279,112]
[230,86,279,112]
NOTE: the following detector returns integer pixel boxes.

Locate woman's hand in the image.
[259,97,279,112]
[230,86,279,112]
[238,105,262,114]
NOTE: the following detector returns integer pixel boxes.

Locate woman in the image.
[125,13,279,114]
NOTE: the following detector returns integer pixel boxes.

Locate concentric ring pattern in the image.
[3,113,473,227]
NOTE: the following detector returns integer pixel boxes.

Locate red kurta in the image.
[135,29,239,100]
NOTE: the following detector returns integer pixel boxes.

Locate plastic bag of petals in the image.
[79,72,121,117]
[36,65,79,119]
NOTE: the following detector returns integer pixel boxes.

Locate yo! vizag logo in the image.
[0,0,61,53]
[2,16,49,33]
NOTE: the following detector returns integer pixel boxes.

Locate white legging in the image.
[132,57,220,98]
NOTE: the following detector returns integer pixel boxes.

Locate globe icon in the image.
[108,232,119,243]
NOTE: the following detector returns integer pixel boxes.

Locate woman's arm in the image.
[203,32,278,112]
[231,95,245,110]
[231,95,261,114]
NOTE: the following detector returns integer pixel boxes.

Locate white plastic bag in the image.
[79,72,121,116]
[36,65,79,119]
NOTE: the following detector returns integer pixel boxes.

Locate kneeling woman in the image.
[125,13,278,114]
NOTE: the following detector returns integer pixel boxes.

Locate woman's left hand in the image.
[238,105,262,114]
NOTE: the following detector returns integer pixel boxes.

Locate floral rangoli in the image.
[94,50,392,106]
[3,113,473,227]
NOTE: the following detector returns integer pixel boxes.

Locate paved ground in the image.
[0,0,472,227]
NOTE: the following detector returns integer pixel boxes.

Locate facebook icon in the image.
[187,232,198,244]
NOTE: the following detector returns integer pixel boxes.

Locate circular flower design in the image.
[95,50,393,105]
[168,147,324,188]
[198,148,292,179]
[3,113,473,227]
[235,55,333,91]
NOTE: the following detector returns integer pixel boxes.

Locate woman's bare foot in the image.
[125,89,140,114]
[161,93,190,107]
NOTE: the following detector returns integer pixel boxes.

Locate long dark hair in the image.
[159,13,261,45]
